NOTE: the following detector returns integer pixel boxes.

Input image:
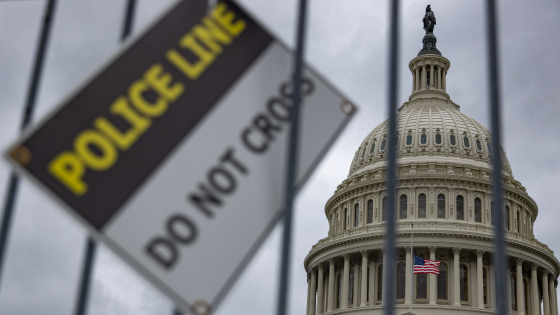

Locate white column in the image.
[415,67,420,91]
[532,264,540,315]
[369,257,376,305]
[361,251,368,307]
[442,70,447,92]
[429,247,437,305]
[405,247,412,305]
[422,65,427,89]
[381,250,387,305]
[317,265,324,314]
[453,247,461,306]
[310,269,317,315]
[543,270,551,315]
[476,250,485,308]
[517,258,526,315]
[342,255,350,309]
[327,259,335,312]
[306,274,312,315]
[412,71,416,92]
[548,276,555,315]
[552,279,558,315]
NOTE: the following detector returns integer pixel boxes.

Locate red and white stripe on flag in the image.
[413,255,440,274]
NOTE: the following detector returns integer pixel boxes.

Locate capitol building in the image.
[303,17,560,315]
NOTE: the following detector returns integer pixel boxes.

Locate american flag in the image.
[413,255,440,274]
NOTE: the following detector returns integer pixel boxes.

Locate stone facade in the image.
[303,36,559,315]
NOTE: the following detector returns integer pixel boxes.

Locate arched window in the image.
[483,267,488,305]
[344,209,348,230]
[337,273,342,308]
[354,204,359,227]
[517,210,522,233]
[397,263,406,299]
[380,139,387,151]
[418,194,427,218]
[487,143,493,155]
[417,273,427,299]
[400,195,407,219]
[505,206,510,230]
[463,136,470,147]
[475,198,482,222]
[349,269,354,305]
[382,197,387,221]
[421,133,427,144]
[457,196,464,220]
[406,134,413,146]
[450,134,457,146]
[511,273,517,310]
[367,200,373,224]
[437,194,446,218]
[378,265,383,301]
[476,139,483,151]
[395,136,399,148]
[438,263,448,300]
[435,132,442,144]
[370,143,376,154]
[491,201,495,225]
[460,264,468,301]
[361,147,367,158]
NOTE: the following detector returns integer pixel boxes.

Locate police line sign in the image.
[5,0,355,311]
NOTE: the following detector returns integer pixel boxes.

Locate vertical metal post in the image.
[485,1,507,315]
[73,1,137,315]
[409,223,413,314]
[0,0,57,292]
[74,238,96,315]
[276,0,308,315]
[384,1,400,315]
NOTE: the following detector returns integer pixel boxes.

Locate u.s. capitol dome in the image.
[302,14,559,315]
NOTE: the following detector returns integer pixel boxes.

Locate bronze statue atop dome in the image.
[422,4,436,33]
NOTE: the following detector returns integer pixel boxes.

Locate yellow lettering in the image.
[74,130,118,171]
[144,64,184,102]
[94,97,152,151]
[211,3,246,37]
[193,17,232,54]
[48,151,88,196]
[129,80,168,117]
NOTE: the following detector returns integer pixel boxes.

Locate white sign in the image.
[5,0,355,312]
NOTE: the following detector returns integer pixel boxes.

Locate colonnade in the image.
[306,247,558,315]
[412,64,446,92]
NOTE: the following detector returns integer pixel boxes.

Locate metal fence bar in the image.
[276,0,308,315]
[383,1,400,315]
[74,238,96,315]
[73,1,137,314]
[383,0,399,315]
[484,1,507,315]
[0,0,57,293]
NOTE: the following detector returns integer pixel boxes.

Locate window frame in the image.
[418,193,427,218]
[456,195,465,220]
[354,204,359,227]
[367,200,373,224]
[437,194,446,219]
[475,197,482,223]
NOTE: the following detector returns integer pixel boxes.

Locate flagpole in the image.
[410,223,413,315]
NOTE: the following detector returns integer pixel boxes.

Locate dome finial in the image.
[418,5,441,56]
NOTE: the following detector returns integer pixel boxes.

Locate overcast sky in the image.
[0,0,559,314]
